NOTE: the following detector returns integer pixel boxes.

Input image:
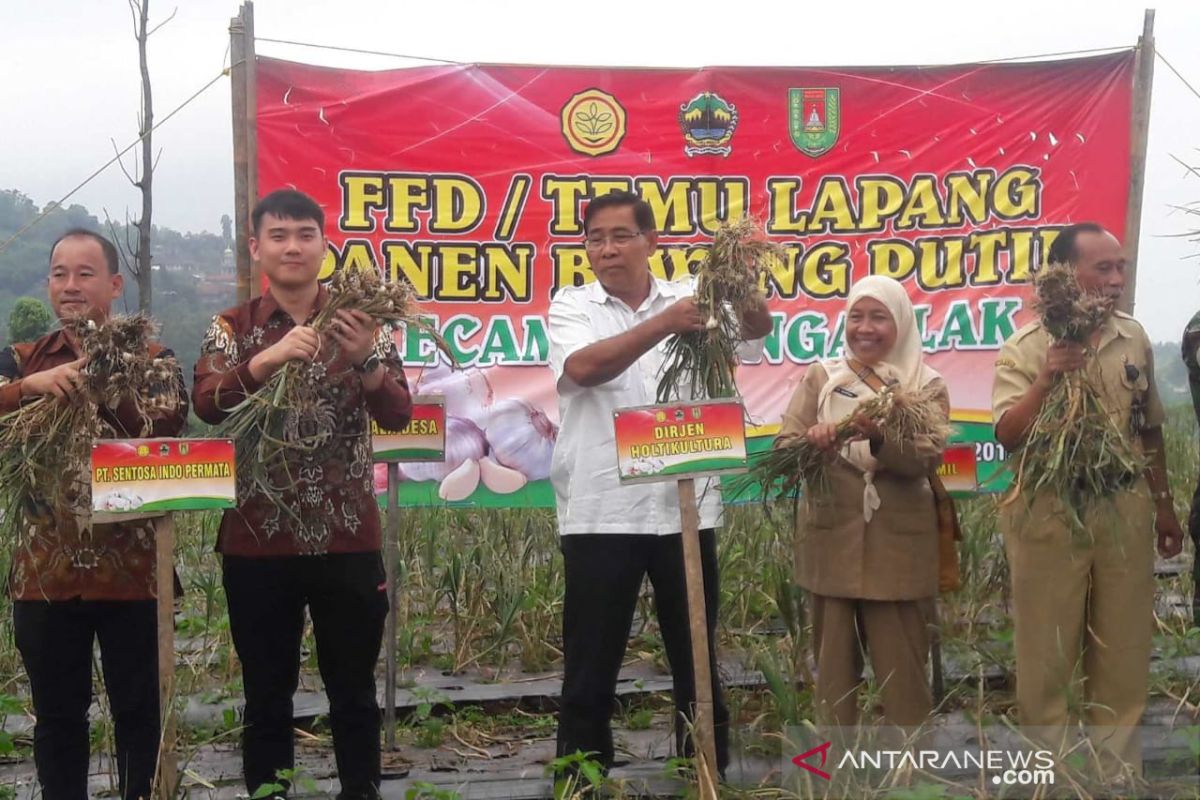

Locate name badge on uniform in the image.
[1122,356,1147,433]
[834,386,858,399]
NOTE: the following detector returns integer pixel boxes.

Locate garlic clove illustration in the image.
[478,456,527,494]
[437,458,480,502]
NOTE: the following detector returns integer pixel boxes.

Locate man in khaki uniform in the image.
[992,223,1184,778]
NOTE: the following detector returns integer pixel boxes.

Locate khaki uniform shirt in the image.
[992,311,1164,533]
[781,362,948,600]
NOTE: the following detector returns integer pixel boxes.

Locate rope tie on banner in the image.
[255,37,462,65]
[0,65,235,257]
[253,37,1134,70]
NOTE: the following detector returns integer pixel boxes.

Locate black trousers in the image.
[223,552,388,800]
[13,599,160,800]
[556,531,729,772]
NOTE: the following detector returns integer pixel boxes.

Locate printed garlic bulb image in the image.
[483,398,558,481]
[415,363,493,426]
[402,416,487,483]
[98,488,144,512]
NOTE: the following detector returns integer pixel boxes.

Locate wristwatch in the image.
[353,353,382,374]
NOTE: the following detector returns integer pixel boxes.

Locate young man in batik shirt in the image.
[194,190,412,799]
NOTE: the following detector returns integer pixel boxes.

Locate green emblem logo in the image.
[789,88,840,158]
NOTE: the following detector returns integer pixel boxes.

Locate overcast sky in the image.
[3,0,1199,340]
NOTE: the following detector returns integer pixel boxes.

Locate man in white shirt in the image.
[548,190,771,774]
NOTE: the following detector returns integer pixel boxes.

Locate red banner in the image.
[256,52,1134,504]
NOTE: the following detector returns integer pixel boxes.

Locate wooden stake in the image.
[154,513,177,798]
[229,2,259,301]
[383,462,400,749]
[243,3,260,299]
[1122,8,1155,315]
[229,3,252,304]
[676,478,719,800]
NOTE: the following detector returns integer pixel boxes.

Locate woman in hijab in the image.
[778,275,950,727]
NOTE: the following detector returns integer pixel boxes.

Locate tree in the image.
[7,298,53,344]
[111,0,176,313]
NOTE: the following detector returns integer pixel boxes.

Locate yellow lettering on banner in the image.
[695,179,747,234]
[383,242,434,297]
[761,243,850,299]
[806,178,858,233]
[856,176,906,232]
[383,176,430,233]
[430,177,484,233]
[945,170,995,226]
[438,246,485,301]
[542,177,590,235]
[803,242,851,297]
[869,240,916,281]
[916,237,967,290]
[767,178,805,234]
[896,176,947,230]
[324,240,374,282]
[339,174,387,231]
[382,242,532,302]
[993,167,1040,220]
[637,178,694,235]
[482,245,532,301]
[590,178,633,200]
[1009,229,1036,282]
[968,230,1008,285]
[551,246,594,292]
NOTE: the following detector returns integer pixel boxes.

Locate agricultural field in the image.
[0,406,1195,799]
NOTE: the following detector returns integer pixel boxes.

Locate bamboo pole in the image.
[154,514,177,798]
[230,4,252,304]
[676,478,719,800]
[244,2,260,299]
[1122,8,1155,315]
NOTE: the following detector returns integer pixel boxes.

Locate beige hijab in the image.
[815,276,942,520]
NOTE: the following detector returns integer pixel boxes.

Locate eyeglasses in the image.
[583,230,644,250]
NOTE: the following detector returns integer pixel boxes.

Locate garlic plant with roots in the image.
[483,398,558,481]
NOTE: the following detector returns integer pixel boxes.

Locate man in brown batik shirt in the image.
[193,190,411,800]
[0,228,187,800]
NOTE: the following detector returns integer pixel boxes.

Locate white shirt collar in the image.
[585,274,664,310]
